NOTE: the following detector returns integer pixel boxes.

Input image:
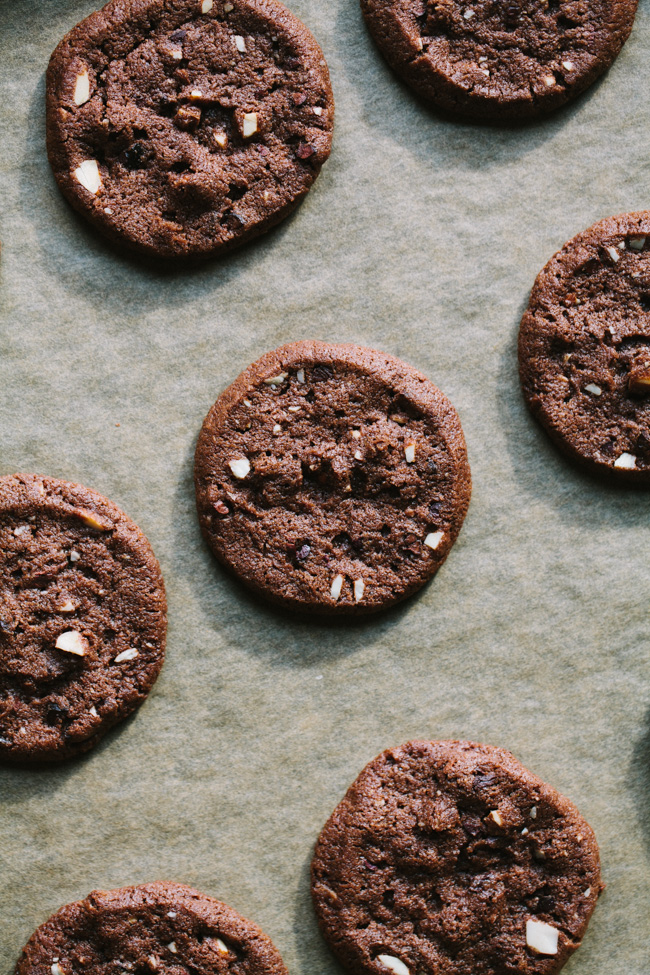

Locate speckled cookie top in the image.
[194,342,471,614]
[360,0,637,121]
[311,740,602,975]
[46,0,333,260]
[519,212,650,482]
[0,474,166,763]
[14,882,288,975]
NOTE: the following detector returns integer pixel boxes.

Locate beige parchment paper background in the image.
[1,0,649,972]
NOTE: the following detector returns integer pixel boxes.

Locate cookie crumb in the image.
[526,919,559,955]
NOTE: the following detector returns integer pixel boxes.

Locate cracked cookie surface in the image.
[14,882,288,975]
[194,342,471,615]
[0,474,166,763]
[519,211,650,482]
[46,0,333,261]
[311,740,602,975]
[360,0,637,122]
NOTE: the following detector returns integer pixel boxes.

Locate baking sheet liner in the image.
[1,1,649,971]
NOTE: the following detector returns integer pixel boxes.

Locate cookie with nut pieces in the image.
[311,740,603,975]
[46,0,333,261]
[519,211,650,482]
[360,0,638,122]
[0,473,166,763]
[194,341,471,615]
[13,882,288,975]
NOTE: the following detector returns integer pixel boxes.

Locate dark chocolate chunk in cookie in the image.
[519,212,650,482]
[46,0,333,261]
[14,882,288,975]
[360,0,637,122]
[194,342,471,615]
[312,740,603,975]
[0,474,166,763]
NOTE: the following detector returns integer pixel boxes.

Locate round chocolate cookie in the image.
[0,473,166,764]
[360,0,637,122]
[194,342,471,615]
[14,882,288,975]
[519,212,650,482]
[311,740,603,975]
[46,0,333,261]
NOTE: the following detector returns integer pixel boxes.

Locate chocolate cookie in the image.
[46,0,333,261]
[0,474,166,763]
[311,740,603,975]
[360,0,637,122]
[518,212,650,482]
[194,342,471,615]
[14,882,288,975]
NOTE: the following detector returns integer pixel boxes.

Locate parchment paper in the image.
[1,1,649,972]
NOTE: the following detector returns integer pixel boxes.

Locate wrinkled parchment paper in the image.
[1,1,649,972]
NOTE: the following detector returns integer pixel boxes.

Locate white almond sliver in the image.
[377,956,410,975]
[215,939,229,954]
[74,159,102,195]
[605,245,620,262]
[55,630,87,656]
[354,579,365,602]
[614,452,636,469]
[235,35,246,52]
[114,648,139,663]
[264,372,288,385]
[52,965,66,975]
[404,443,416,463]
[296,368,305,383]
[424,531,444,550]
[202,0,213,10]
[526,919,559,955]
[330,574,344,600]
[74,69,90,106]
[242,112,258,137]
[584,384,602,396]
[229,457,251,478]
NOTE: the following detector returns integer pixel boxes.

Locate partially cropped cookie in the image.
[312,740,602,975]
[360,0,637,122]
[0,474,166,763]
[14,882,288,975]
[46,0,333,261]
[194,342,471,614]
[519,212,650,482]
